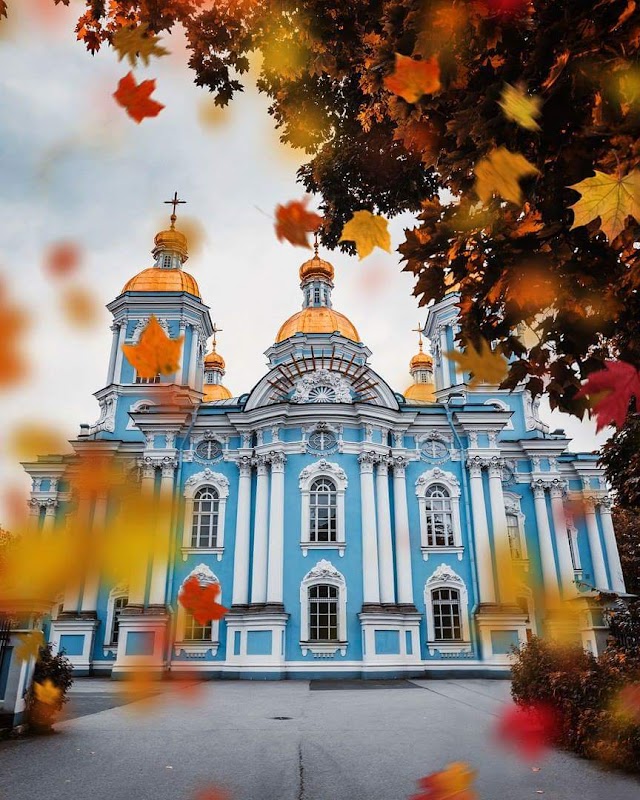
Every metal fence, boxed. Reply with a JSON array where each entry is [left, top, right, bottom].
[[0, 615, 11, 675]]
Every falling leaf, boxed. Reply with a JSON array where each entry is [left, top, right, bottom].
[[447, 338, 509, 386], [121, 315, 184, 379], [178, 575, 228, 626], [198, 98, 229, 130], [495, 703, 559, 759], [15, 631, 45, 662], [60, 285, 100, 328], [0, 277, 29, 388], [384, 53, 440, 103], [192, 789, 231, 800], [612, 683, 640, 723], [576, 359, 640, 430], [474, 147, 540, 206], [274, 199, 323, 248], [339, 210, 391, 259], [568, 169, 640, 242], [393, 119, 441, 166], [44, 241, 82, 278], [499, 83, 542, 130], [8, 423, 69, 461], [34, 679, 62, 707], [113, 72, 164, 124], [112, 24, 169, 68], [411, 762, 478, 800]]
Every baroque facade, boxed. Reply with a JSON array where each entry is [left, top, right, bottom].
[[24, 210, 626, 679]]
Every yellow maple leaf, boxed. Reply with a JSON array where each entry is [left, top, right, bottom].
[[446, 338, 509, 387], [474, 147, 540, 206], [568, 169, 640, 242], [34, 679, 62, 707], [384, 53, 440, 103], [339, 211, 391, 259], [121, 315, 184, 379], [498, 83, 542, 130], [15, 631, 45, 662], [415, 761, 478, 800], [112, 24, 169, 68]]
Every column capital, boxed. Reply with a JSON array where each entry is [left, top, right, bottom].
[[583, 494, 600, 512], [466, 455, 485, 478], [358, 451, 377, 472], [110, 320, 125, 332], [549, 478, 568, 499], [268, 450, 287, 472], [376, 457, 390, 476], [44, 498, 59, 511], [160, 456, 178, 478], [531, 478, 549, 499], [236, 455, 253, 477], [392, 456, 409, 476], [253, 454, 269, 475], [599, 495, 613, 512], [487, 456, 505, 478]]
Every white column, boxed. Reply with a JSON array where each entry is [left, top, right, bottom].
[[128, 460, 155, 607], [584, 496, 609, 590], [187, 325, 199, 387], [148, 458, 176, 607], [178, 320, 188, 384], [359, 453, 380, 605], [27, 499, 41, 533], [375, 458, 395, 604], [392, 458, 414, 606], [251, 456, 269, 604], [113, 321, 127, 383], [232, 456, 253, 605], [467, 458, 496, 603], [487, 457, 514, 603], [532, 481, 560, 604], [599, 498, 625, 593], [549, 482, 577, 597], [80, 493, 108, 612], [439, 326, 451, 388], [62, 495, 92, 614], [41, 499, 58, 536], [266, 452, 286, 605], [106, 322, 120, 384]]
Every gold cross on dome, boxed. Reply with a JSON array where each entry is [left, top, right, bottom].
[[211, 323, 223, 349], [164, 191, 186, 227], [412, 322, 424, 350]]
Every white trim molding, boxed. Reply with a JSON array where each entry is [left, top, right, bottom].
[[126, 398, 156, 430], [503, 491, 529, 570], [483, 398, 514, 429], [424, 564, 472, 656], [181, 469, 229, 561], [174, 564, 221, 657], [299, 460, 348, 556], [103, 583, 128, 657], [415, 467, 464, 560], [299, 559, 348, 657]]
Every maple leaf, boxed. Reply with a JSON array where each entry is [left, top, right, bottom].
[[0, 278, 29, 387], [384, 54, 440, 103], [8, 423, 69, 461], [495, 703, 559, 759], [121, 315, 183, 379], [179, 575, 228, 626], [34, 679, 62, 707], [60, 285, 100, 328], [446, 338, 509, 387], [568, 169, 640, 242], [113, 72, 164, 124], [274, 199, 323, 248], [576, 359, 640, 430], [393, 119, 441, 166], [498, 83, 542, 130], [15, 631, 45, 662], [339, 210, 391, 259], [612, 683, 640, 724], [411, 762, 478, 800], [112, 23, 169, 68], [44, 241, 82, 278], [474, 147, 540, 206]]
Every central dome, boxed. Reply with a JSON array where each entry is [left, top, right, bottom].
[[121, 268, 201, 297], [276, 307, 360, 343]]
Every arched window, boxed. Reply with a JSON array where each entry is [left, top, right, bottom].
[[308, 584, 339, 641], [431, 588, 461, 641], [424, 484, 454, 547], [191, 486, 220, 548], [103, 586, 129, 656], [111, 596, 128, 644], [309, 478, 337, 543], [174, 564, 221, 656]]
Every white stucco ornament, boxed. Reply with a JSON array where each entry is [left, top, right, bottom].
[[292, 369, 352, 404], [303, 559, 343, 581]]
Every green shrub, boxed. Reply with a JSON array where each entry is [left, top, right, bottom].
[[27, 643, 74, 732]]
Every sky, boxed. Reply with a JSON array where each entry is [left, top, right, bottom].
[[0, 0, 608, 521]]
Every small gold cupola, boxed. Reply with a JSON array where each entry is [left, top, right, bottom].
[[203, 323, 232, 402], [404, 323, 436, 403]]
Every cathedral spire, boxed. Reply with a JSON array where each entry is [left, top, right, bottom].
[[153, 192, 188, 267], [203, 323, 232, 402], [404, 323, 436, 403]]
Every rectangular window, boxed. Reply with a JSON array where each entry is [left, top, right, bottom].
[[568, 529, 581, 570], [135, 375, 161, 384], [313, 287, 321, 304], [506, 513, 523, 559], [432, 588, 462, 641], [184, 613, 212, 641], [309, 585, 338, 641], [111, 596, 128, 645]]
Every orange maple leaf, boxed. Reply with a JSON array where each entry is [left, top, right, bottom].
[[0, 277, 30, 387], [121, 315, 183, 379], [179, 575, 228, 626], [44, 241, 82, 278], [411, 762, 478, 800], [34, 679, 62, 707], [113, 71, 164, 123], [60, 285, 100, 328], [15, 631, 45, 663], [274, 199, 323, 248], [384, 54, 440, 103]]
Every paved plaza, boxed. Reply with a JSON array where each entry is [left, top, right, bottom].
[[1, 678, 638, 800]]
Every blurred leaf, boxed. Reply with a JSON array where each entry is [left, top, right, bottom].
[[339, 210, 391, 259], [569, 169, 640, 242], [112, 23, 169, 67], [113, 71, 164, 123], [384, 53, 440, 103], [121, 315, 183, 379], [474, 148, 539, 206]]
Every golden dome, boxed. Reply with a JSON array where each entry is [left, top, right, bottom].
[[154, 227, 188, 260], [276, 307, 360, 343], [299, 255, 334, 283], [204, 350, 225, 369], [203, 383, 232, 402], [410, 349, 433, 370], [404, 382, 436, 403], [121, 267, 201, 297]]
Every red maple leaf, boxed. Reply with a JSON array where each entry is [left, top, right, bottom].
[[577, 359, 640, 430], [44, 241, 82, 278], [274, 199, 323, 248], [495, 703, 559, 760], [113, 71, 164, 123], [178, 576, 228, 626]]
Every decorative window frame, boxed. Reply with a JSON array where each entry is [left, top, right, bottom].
[[415, 468, 463, 560], [181, 469, 229, 561], [126, 398, 157, 430], [192, 430, 226, 465], [416, 432, 452, 464], [504, 491, 529, 569], [174, 564, 220, 657], [299, 460, 348, 556], [302, 421, 343, 455], [515, 584, 537, 636], [483, 398, 514, 430], [103, 584, 128, 657], [566, 514, 582, 577], [299, 559, 348, 657], [127, 316, 170, 343], [424, 564, 471, 656]]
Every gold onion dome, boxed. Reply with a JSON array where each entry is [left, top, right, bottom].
[[204, 350, 225, 370], [404, 382, 436, 403], [121, 268, 201, 297], [299, 255, 335, 282], [410, 349, 433, 370], [154, 226, 188, 259], [276, 307, 360, 343], [203, 383, 232, 402], [404, 326, 436, 403]]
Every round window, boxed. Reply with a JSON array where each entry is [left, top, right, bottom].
[[195, 439, 222, 460], [308, 429, 338, 452], [420, 438, 448, 460]]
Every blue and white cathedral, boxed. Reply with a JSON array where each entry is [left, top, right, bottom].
[[23, 206, 627, 680]]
